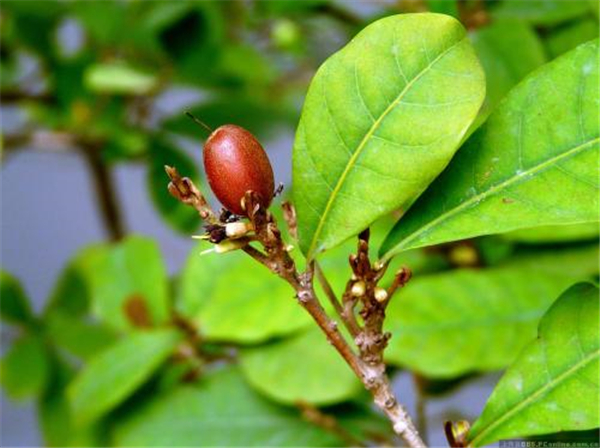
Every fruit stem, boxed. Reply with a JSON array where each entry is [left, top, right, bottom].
[[185, 112, 214, 134]]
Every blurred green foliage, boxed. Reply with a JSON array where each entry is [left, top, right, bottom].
[[1, 1, 599, 446]]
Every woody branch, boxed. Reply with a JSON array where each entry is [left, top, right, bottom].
[[165, 166, 425, 448]]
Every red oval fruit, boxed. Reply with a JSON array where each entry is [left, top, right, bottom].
[[203, 124, 275, 215]]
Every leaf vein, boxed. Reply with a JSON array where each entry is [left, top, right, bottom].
[[393, 137, 600, 254], [470, 349, 599, 446], [307, 37, 467, 256]]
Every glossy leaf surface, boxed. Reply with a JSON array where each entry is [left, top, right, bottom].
[[381, 40, 600, 259], [468, 283, 600, 446], [384, 246, 599, 377], [293, 13, 485, 258]]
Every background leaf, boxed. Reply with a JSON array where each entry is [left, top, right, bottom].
[[384, 246, 599, 377], [381, 39, 600, 259], [147, 139, 202, 234], [470, 19, 546, 122], [68, 329, 182, 425], [82, 236, 170, 331], [545, 18, 600, 59], [44, 245, 106, 317], [38, 355, 107, 447], [1, 333, 50, 399], [83, 62, 157, 95], [492, 0, 594, 26], [503, 222, 599, 244], [425, 0, 458, 18], [468, 282, 600, 446], [45, 310, 117, 361], [0, 271, 33, 326], [162, 96, 293, 140], [179, 246, 311, 343], [292, 13, 485, 258], [113, 366, 344, 447], [240, 327, 361, 405]]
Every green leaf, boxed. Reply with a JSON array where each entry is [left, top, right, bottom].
[[3, 2, 63, 57], [470, 19, 546, 121], [103, 129, 149, 162], [546, 18, 600, 59], [468, 282, 600, 446], [292, 13, 485, 259], [240, 327, 361, 405], [39, 354, 108, 447], [1, 333, 50, 399], [113, 366, 344, 447], [71, 1, 127, 46], [39, 356, 84, 446], [505, 246, 600, 277], [157, 4, 224, 84], [0, 271, 33, 326], [381, 39, 600, 259], [38, 356, 74, 446], [503, 222, 599, 244], [384, 246, 599, 377], [45, 311, 117, 361], [68, 329, 182, 425], [40, 380, 76, 447], [217, 43, 276, 86], [334, 401, 396, 445], [163, 96, 292, 140], [84, 62, 157, 95], [44, 245, 106, 317], [179, 246, 311, 343], [147, 139, 201, 234], [425, 0, 459, 17], [492, 0, 593, 26], [82, 236, 170, 331]]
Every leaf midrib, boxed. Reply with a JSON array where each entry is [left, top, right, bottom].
[[469, 348, 600, 446], [307, 36, 467, 257], [389, 136, 600, 256]]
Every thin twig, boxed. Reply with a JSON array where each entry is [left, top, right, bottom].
[[82, 145, 125, 241], [387, 266, 412, 302], [164, 165, 218, 224], [241, 245, 272, 270], [166, 174, 426, 448], [314, 262, 344, 318], [340, 280, 363, 337]]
